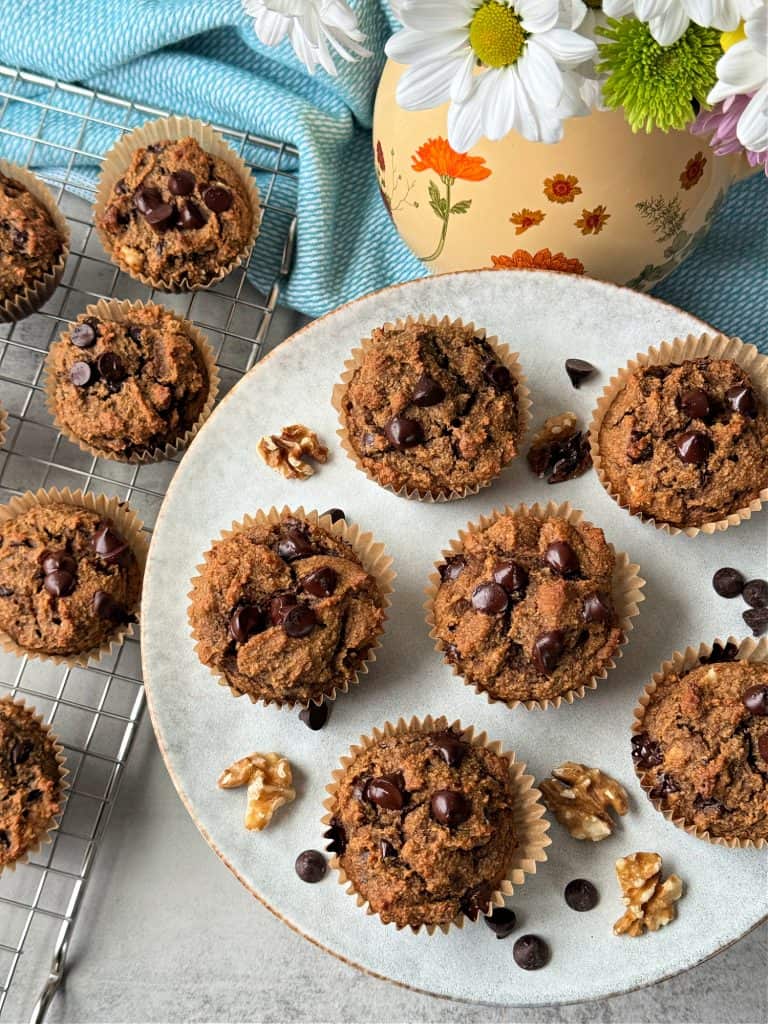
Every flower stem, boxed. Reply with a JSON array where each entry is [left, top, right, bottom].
[[422, 178, 452, 262]]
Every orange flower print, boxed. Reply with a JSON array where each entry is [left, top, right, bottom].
[[575, 204, 611, 236], [491, 248, 585, 275], [543, 173, 582, 204], [412, 137, 492, 182], [509, 208, 545, 235], [680, 152, 707, 190]]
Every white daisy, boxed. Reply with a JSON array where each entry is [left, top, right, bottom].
[[602, 0, 760, 47], [557, 0, 605, 116], [242, 0, 371, 76], [708, 4, 768, 152], [386, 0, 597, 151]]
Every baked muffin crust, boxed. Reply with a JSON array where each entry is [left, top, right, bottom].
[[0, 170, 64, 305]]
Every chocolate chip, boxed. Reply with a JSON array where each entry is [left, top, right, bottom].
[[299, 701, 329, 731], [380, 839, 397, 859], [10, 227, 28, 249], [202, 186, 233, 212], [483, 361, 512, 390], [92, 590, 125, 621], [168, 170, 196, 196], [461, 882, 494, 921], [385, 415, 424, 449], [70, 321, 97, 348], [294, 850, 327, 883], [229, 604, 263, 643], [743, 684, 768, 715], [693, 794, 723, 812], [179, 200, 206, 230], [649, 772, 679, 800], [743, 579, 768, 608], [324, 820, 346, 854], [701, 641, 739, 663], [0, 829, 8, 848], [0, 586, 13, 597], [532, 630, 564, 675], [39, 550, 76, 577], [431, 789, 471, 826], [366, 776, 404, 811], [133, 187, 162, 214], [268, 592, 298, 625], [680, 388, 711, 419], [471, 582, 508, 614], [565, 358, 596, 388], [70, 361, 94, 387], [10, 740, 32, 766], [631, 731, 663, 769], [626, 430, 653, 464], [144, 201, 177, 228], [43, 570, 75, 597], [431, 730, 466, 767], [583, 592, 612, 624], [564, 878, 598, 912], [492, 561, 528, 600], [93, 524, 128, 564], [96, 352, 126, 384], [758, 734, 768, 762], [484, 906, 517, 938], [676, 430, 712, 465], [712, 567, 744, 598], [544, 541, 579, 578], [127, 326, 142, 343], [26, 788, 41, 803], [528, 430, 592, 484], [439, 555, 465, 582], [300, 567, 337, 598], [411, 374, 445, 407], [726, 384, 758, 418], [744, 608, 768, 636], [277, 527, 314, 561], [513, 935, 549, 971], [322, 508, 345, 524], [283, 604, 317, 638]]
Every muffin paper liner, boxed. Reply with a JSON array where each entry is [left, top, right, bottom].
[[0, 401, 8, 452], [187, 506, 395, 709], [332, 314, 531, 502], [321, 714, 551, 935], [424, 500, 645, 711], [44, 298, 220, 464], [0, 488, 148, 667], [0, 160, 70, 324], [632, 636, 768, 850], [94, 115, 262, 292], [589, 332, 768, 538], [0, 696, 69, 876]]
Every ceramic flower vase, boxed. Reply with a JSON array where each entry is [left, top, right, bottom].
[[373, 58, 750, 289]]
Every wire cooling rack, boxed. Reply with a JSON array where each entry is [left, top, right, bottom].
[[0, 65, 299, 1022]]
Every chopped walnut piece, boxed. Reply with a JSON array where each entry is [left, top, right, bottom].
[[527, 412, 592, 484], [257, 423, 329, 480], [540, 761, 629, 841], [217, 752, 296, 831], [613, 851, 683, 937]]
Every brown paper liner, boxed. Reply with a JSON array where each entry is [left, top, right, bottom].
[[0, 160, 70, 323], [632, 636, 768, 850], [44, 298, 220, 464], [94, 115, 262, 292], [589, 332, 768, 537], [425, 500, 645, 711], [332, 314, 531, 502], [0, 401, 8, 452], [187, 506, 395, 709], [0, 696, 69, 875], [0, 488, 148, 667], [321, 714, 551, 934]]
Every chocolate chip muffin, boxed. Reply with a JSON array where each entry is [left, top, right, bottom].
[[0, 169, 65, 311], [0, 699, 64, 868], [0, 503, 142, 658], [596, 356, 768, 529], [633, 652, 768, 844], [431, 511, 625, 706], [98, 136, 255, 288], [336, 319, 524, 498], [189, 513, 387, 706], [47, 304, 212, 460], [324, 725, 519, 929]]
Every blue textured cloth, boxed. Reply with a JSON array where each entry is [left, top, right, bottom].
[[0, 0, 764, 350]]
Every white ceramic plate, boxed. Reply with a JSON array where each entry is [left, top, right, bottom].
[[142, 270, 768, 1006]]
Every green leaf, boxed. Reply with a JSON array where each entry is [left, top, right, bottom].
[[428, 180, 441, 206], [429, 199, 443, 219], [450, 199, 472, 215]]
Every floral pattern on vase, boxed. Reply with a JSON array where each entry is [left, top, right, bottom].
[[491, 249, 585, 274]]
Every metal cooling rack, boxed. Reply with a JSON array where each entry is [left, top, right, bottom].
[[0, 65, 299, 1022]]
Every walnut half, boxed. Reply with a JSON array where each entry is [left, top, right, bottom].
[[257, 423, 328, 480], [540, 761, 629, 841], [613, 851, 683, 937], [218, 752, 296, 831]]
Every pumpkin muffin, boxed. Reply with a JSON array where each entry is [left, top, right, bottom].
[[0, 169, 65, 310]]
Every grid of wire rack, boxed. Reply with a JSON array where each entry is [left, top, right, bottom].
[[0, 64, 299, 1023]]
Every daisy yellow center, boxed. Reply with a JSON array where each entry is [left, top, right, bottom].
[[721, 22, 746, 51], [469, 1, 526, 67]]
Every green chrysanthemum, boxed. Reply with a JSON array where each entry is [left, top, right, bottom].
[[597, 16, 722, 134]]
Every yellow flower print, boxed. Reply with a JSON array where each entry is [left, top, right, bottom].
[[543, 173, 582, 204], [575, 204, 611, 235], [509, 208, 545, 234]]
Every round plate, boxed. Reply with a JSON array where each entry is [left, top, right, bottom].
[[142, 270, 767, 1006]]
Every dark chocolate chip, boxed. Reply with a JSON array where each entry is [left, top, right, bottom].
[[300, 566, 337, 598], [385, 415, 424, 450], [294, 849, 327, 883], [127, 325, 142, 343], [179, 200, 205, 230], [758, 734, 768, 762], [229, 604, 263, 643], [283, 604, 317, 638], [631, 731, 663, 769], [10, 740, 32, 766], [96, 352, 126, 384], [70, 321, 97, 349], [431, 730, 466, 767], [133, 187, 162, 214], [366, 776, 404, 811], [492, 561, 528, 600], [701, 641, 739, 663], [439, 555, 465, 582], [10, 227, 28, 249], [742, 684, 768, 716], [461, 882, 495, 921], [471, 582, 508, 614], [168, 170, 196, 196], [322, 508, 345, 524], [431, 789, 471, 826], [583, 592, 612, 624], [565, 358, 596, 388], [543, 541, 579, 577], [513, 934, 549, 971], [0, 586, 13, 597], [483, 361, 512, 390], [532, 630, 565, 675], [411, 374, 445, 407], [726, 384, 758, 418], [0, 829, 8, 847], [39, 550, 76, 577], [92, 590, 125, 621], [743, 608, 768, 637], [70, 361, 94, 387], [712, 567, 745, 598], [680, 388, 711, 420], [528, 429, 592, 484], [268, 592, 298, 626], [299, 701, 329, 731], [26, 788, 41, 804], [144, 201, 177, 228], [564, 878, 598, 912], [43, 570, 75, 597], [324, 820, 346, 854], [202, 186, 233, 212], [743, 579, 768, 609], [649, 772, 679, 800], [484, 907, 517, 938], [693, 794, 723, 812], [277, 528, 314, 561], [380, 839, 397, 859], [626, 429, 653, 464], [676, 430, 712, 465], [93, 523, 128, 564]]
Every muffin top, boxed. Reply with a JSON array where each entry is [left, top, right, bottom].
[[99, 137, 253, 288], [189, 515, 385, 706], [0, 700, 64, 867], [48, 305, 209, 459], [339, 320, 520, 497], [633, 655, 768, 842], [326, 727, 518, 929], [597, 357, 768, 528], [0, 503, 142, 657], [0, 171, 64, 303], [432, 512, 623, 705]]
